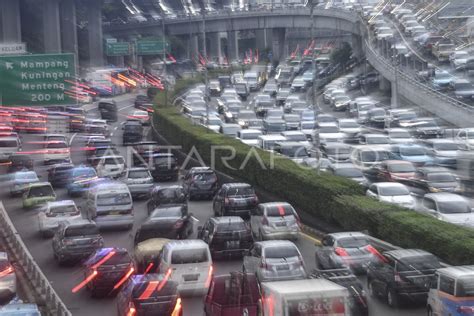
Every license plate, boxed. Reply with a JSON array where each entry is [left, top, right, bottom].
[[184, 274, 199, 281], [225, 241, 240, 249], [275, 222, 287, 227], [276, 264, 289, 271], [109, 211, 120, 215]]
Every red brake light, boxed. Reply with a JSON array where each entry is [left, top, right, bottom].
[[0, 266, 14, 278], [174, 220, 184, 229], [335, 247, 349, 256], [205, 265, 213, 287], [224, 197, 230, 205], [262, 216, 269, 226], [171, 298, 182, 316], [126, 306, 136, 316]]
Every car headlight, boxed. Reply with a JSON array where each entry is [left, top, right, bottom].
[[429, 187, 441, 193]]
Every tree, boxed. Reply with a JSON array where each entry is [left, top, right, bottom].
[[330, 42, 352, 69]]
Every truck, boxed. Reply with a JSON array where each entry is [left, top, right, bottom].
[[261, 279, 351, 316]]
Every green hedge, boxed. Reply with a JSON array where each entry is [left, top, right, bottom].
[[152, 82, 474, 265]]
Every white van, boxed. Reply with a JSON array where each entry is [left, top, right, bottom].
[[91, 155, 125, 178], [258, 135, 287, 151], [158, 239, 212, 296], [85, 181, 134, 229], [0, 137, 20, 161]]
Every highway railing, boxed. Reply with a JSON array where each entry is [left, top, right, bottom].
[[0, 202, 71, 316]]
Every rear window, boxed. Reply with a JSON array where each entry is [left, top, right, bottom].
[[456, 276, 474, 297], [132, 281, 177, 299], [100, 251, 131, 266], [264, 246, 299, 259], [0, 140, 18, 147], [192, 172, 216, 181], [227, 186, 254, 196], [170, 248, 209, 264], [216, 221, 247, 232], [337, 236, 368, 248], [103, 157, 124, 165], [265, 205, 295, 217], [15, 172, 37, 180], [128, 170, 150, 179], [46, 142, 67, 149], [96, 193, 131, 206], [388, 163, 415, 173], [397, 255, 440, 272], [49, 204, 77, 215], [65, 225, 99, 237], [426, 173, 456, 182], [159, 188, 185, 199], [28, 185, 54, 197]]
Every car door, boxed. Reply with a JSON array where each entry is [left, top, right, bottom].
[[243, 244, 261, 274]]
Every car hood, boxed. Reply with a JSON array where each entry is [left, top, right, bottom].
[[379, 195, 414, 205], [434, 150, 459, 157]]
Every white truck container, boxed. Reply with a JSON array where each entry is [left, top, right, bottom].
[[261, 279, 351, 316]]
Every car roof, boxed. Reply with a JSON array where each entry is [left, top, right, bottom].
[[424, 193, 467, 202], [372, 182, 407, 188], [329, 231, 367, 239], [165, 239, 208, 250], [437, 265, 474, 278], [423, 139, 457, 144], [46, 200, 75, 207], [281, 131, 305, 136], [28, 182, 52, 188], [384, 160, 413, 165], [256, 240, 297, 248], [275, 141, 306, 147], [222, 182, 252, 188], [127, 167, 149, 172], [259, 202, 293, 208], [384, 249, 434, 260], [211, 216, 245, 224], [62, 219, 96, 228]]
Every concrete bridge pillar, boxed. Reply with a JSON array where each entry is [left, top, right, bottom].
[[391, 80, 399, 108], [0, 0, 21, 42], [188, 34, 199, 60], [272, 28, 286, 62], [85, 0, 104, 67], [351, 35, 363, 59], [256, 29, 269, 53], [209, 32, 222, 63], [60, 0, 78, 57], [379, 76, 391, 92], [227, 30, 239, 60], [42, 0, 61, 53]]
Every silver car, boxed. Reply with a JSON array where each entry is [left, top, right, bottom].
[[119, 167, 154, 198], [250, 202, 300, 241], [243, 240, 307, 282], [0, 252, 16, 302]]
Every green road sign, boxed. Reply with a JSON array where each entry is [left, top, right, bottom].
[[0, 53, 76, 106], [105, 42, 131, 56], [136, 40, 166, 55]]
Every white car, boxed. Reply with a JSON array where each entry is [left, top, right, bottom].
[[38, 200, 82, 237], [314, 123, 346, 145], [131, 110, 149, 125], [237, 129, 262, 146], [43, 141, 70, 164], [92, 155, 126, 178], [281, 131, 312, 149], [366, 182, 416, 209], [419, 193, 474, 228], [385, 128, 414, 144], [455, 128, 474, 150]]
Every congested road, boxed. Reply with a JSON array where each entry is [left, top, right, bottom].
[[0, 92, 427, 315]]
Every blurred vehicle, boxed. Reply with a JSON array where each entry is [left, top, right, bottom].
[[452, 79, 474, 100], [385, 128, 414, 144], [22, 182, 56, 209], [450, 50, 470, 70], [365, 108, 386, 129], [47, 163, 74, 188], [331, 95, 351, 112], [431, 70, 454, 91], [313, 123, 346, 145], [260, 279, 351, 316], [134, 205, 193, 244], [258, 134, 287, 151], [200, 115, 222, 132], [250, 202, 300, 241], [283, 114, 300, 131], [122, 120, 143, 145], [209, 80, 221, 96], [98, 100, 117, 122], [390, 144, 434, 166], [0, 137, 20, 162], [6, 170, 39, 197], [219, 123, 241, 138], [90, 155, 125, 178], [300, 120, 316, 140], [7, 153, 34, 173], [290, 76, 306, 92], [281, 131, 311, 148], [147, 185, 187, 215], [276, 88, 290, 106], [350, 146, 396, 170], [328, 163, 367, 185], [134, 94, 151, 109], [253, 94, 274, 118], [320, 143, 351, 162], [119, 167, 153, 199], [234, 83, 249, 101], [337, 119, 361, 143], [243, 240, 307, 282], [157, 240, 213, 296], [316, 232, 381, 274], [182, 167, 218, 200], [198, 216, 253, 259], [237, 129, 262, 146], [366, 182, 416, 209], [0, 253, 16, 304], [455, 128, 474, 151], [273, 141, 310, 162], [85, 181, 134, 230], [386, 109, 418, 128], [213, 183, 258, 219], [37, 200, 82, 237], [418, 193, 474, 228], [316, 113, 337, 124], [301, 157, 332, 171], [116, 273, 181, 316], [204, 272, 260, 316], [403, 167, 460, 196], [402, 118, 443, 139], [263, 118, 286, 135], [82, 247, 134, 297], [300, 109, 316, 121], [363, 160, 416, 182], [134, 238, 169, 274], [149, 153, 179, 181], [66, 166, 98, 196], [422, 139, 459, 168], [130, 110, 149, 126], [263, 81, 278, 97], [52, 220, 103, 265], [367, 249, 441, 307], [427, 266, 474, 316]]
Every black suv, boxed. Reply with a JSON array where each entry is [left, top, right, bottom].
[[198, 216, 253, 260], [134, 94, 150, 109], [183, 167, 219, 200], [212, 183, 258, 219], [52, 220, 104, 265], [150, 153, 179, 181], [367, 249, 441, 307], [82, 247, 134, 297], [98, 100, 117, 122], [122, 120, 143, 145], [47, 163, 75, 188], [147, 185, 187, 215]]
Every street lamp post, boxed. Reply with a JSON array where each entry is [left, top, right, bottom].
[[162, 16, 168, 107], [201, 9, 209, 123]]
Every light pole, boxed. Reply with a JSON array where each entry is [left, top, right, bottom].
[[162, 16, 168, 107], [201, 8, 209, 123]]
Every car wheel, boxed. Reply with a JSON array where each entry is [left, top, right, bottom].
[[386, 287, 400, 308]]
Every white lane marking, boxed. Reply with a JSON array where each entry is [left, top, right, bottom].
[[191, 216, 200, 222], [69, 133, 77, 146]]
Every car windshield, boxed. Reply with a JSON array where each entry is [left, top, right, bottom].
[[335, 168, 363, 178], [170, 248, 208, 264], [456, 276, 474, 297], [238, 112, 255, 119], [103, 157, 124, 165], [433, 143, 458, 151], [216, 221, 247, 232], [92, 251, 130, 266], [400, 147, 426, 156], [265, 122, 286, 132], [28, 185, 54, 197], [390, 131, 411, 138], [264, 246, 299, 259], [15, 172, 37, 180], [319, 126, 339, 133], [397, 255, 440, 272], [379, 185, 409, 196], [339, 121, 359, 128], [361, 151, 392, 162], [64, 225, 99, 237], [397, 112, 417, 120], [96, 193, 131, 206], [241, 133, 261, 140], [426, 173, 456, 182], [337, 236, 368, 248], [280, 146, 309, 157], [388, 163, 415, 173], [266, 205, 295, 217], [301, 122, 315, 129], [286, 134, 306, 142], [154, 157, 175, 166], [437, 201, 471, 214], [151, 208, 182, 218], [0, 140, 17, 147], [49, 204, 77, 214], [326, 147, 350, 155], [264, 85, 276, 91], [367, 136, 389, 144], [73, 168, 96, 178], [128, 170, 150, 179], [227, 187, 254, 196]]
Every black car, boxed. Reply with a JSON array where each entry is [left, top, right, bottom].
[[147, 185, 187, 215], [122, 120, 143, 145], [235, 83, 249, 101], [52, 220, 104, 265], [212, 183, 258, 219], [47, 163, 75, 187], [311, 268, 368, 316], [198, 216, 253, 260], [82, 247, 134, 297], [116, 274, 181, 316], [182, 167, 219, 200], [134, 206, 193, 244], [367, 249, 441, 307], [8, 153, 34, 173], [134, 94, 150, 109], [401, 167, 460, 196], [98, 100, 117, 122], [149, 153, 179, 181]]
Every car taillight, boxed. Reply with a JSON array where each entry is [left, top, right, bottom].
[[457, 306, 474, 314], [335, 247, 349, 256], [126, 305, 136, 316], [171, 298, 182, 316], [0, 266, 14, 278]]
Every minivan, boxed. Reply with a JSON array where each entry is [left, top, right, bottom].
[[0, 137, 20, 161], [85, 181, 134, 229], [90, 155, 125, 178], [158, 240, 213, 296]]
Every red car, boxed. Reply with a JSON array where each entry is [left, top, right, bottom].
[[363, 160, 416, 182]]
